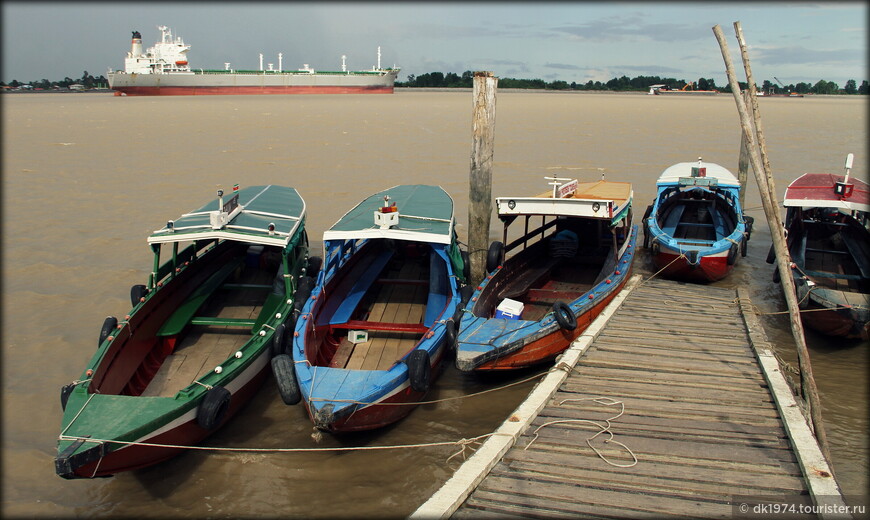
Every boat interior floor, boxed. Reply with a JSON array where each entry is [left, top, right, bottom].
[[500, 256, 600, 322], [804, 230, 868, 292], [329, 257, 428, 372], [141, 263, 274, 398]]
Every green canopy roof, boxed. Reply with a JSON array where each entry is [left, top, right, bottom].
[[148, 185, 306, 247], [323, 185, 455, 245]]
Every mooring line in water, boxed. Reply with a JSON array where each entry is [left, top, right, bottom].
[[56, 432, 515, 456]]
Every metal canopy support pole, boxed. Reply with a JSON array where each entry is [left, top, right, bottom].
[[468, 71, 498, 286], [712, 23, 833, 471]]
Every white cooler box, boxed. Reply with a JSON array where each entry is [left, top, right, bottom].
[[495, 298, 524, 320]]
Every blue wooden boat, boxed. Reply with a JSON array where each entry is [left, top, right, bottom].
[[455, 177, 636, 372], [643, 158, 753, 282], [276, 185, 465, 432]]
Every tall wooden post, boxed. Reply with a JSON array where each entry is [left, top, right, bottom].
[[736, 90, 752, 209], [468, 71, 498, 286], [713, 24, 832, 469]]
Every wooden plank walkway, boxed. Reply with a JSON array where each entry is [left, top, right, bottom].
[[413, 276, 849, 519]]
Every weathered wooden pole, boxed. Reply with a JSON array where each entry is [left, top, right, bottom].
[[736, 90, 752, 209], [712, 24, 833, 468], [468, 71, 498, 286]]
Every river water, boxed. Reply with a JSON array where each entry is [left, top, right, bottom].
[[2, 91, 866, 518]]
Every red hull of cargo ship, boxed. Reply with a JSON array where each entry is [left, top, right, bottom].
[[114, 85, 395, 96]]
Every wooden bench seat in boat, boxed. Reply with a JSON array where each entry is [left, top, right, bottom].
[[842, 232, 870, 279], [157, 257, 244, 337], [329, 249, 394, 325], [499, 257, 561, 301], [332, 260, 427, 371]]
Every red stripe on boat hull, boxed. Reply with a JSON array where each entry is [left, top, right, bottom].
[[652, 251, 733, 283], [65, 364, 269, 478], [113, 85, 395, 96]]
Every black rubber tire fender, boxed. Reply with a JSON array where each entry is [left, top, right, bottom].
[[445, 318, 458, 351], [766, 244, 776, 264], [197, 386, 231, 430], [271, 323, 286, 357], [461, 250, 471, 283], [293, 276, 316, 314], [486, 241, 505, 273], [130, 284, 147, 307], [727, 243, 739, 266], [553, 301, 577, 331], [406, 350, 431, 393], [741, 235, 748, 258], [60, 383, 75, 411], [306, 256, 322, 277], [271, 354, 301, 405], [98, 316, 118, 347], [642, 204, 654, 249]]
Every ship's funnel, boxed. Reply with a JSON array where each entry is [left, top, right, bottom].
[[131, 30, 143, 57]]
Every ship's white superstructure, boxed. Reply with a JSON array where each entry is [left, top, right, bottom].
[[123, 26, 192, 75]]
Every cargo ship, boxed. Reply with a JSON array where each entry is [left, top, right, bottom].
[[107, 26, 400, 96]]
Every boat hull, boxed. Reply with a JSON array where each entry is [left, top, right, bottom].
[[57, 358, 270, 478], [456, 226, 637, 372], [650, 245, 733, 283], [108, 70, 398, 96]]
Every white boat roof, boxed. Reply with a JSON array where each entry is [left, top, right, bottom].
[[148, 185, 306, 247], [496, 180, 633, 224], [322, 185, 455, 245], [656, 160, 741, 188]]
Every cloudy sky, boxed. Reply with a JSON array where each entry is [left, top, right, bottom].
[[2, 2, 866, 86]]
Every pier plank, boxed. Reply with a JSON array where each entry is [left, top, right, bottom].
[[414, 278, 842, 519]]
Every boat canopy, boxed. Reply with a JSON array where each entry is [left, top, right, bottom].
[[784, 173, 869, 212], [656, 160, 740, 188], [322, 185, 455, 245], [496, 180, 633, 226], [148, 185, 306, 247]]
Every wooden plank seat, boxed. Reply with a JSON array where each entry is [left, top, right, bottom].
[[499, 258, 561, 301], [189, 317, 257, 328], [841, 232, 870, 279], [328, 249, 394, 325], [330, 320, 429, 334], [157, 257, 245, 337]]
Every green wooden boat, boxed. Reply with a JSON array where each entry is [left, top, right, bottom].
[[56, 185, 310, 478]]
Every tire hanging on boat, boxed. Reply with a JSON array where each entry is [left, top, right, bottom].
[[766, 244, 776, 264], [60, 383, 75, 411], [130, 284, 147, 306], [741, 235, 748, 258], [98, 316, 118, 347], [271, 354, 301, 405], [486, 241, 504, 273], [642, 204, 654, 249], [197, 386, 231, 430], [293, 276, 316, 315], [306, 256, 323, 277], [271, 323, 286, 357], [406, 350, 431, 393], [553, 301, 577, 331], [461, 250, 471, 283], [727, 243, 739, 265], [445, 318, 458, 351]]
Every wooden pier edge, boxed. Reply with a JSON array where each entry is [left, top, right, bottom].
[[409, 274, 643, 519], [736, 287, 850, 519]]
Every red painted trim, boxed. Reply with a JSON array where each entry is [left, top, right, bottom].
[[330, 320, 428, 333], [113, 85, 395, 96], [652, 251, 732, 282]]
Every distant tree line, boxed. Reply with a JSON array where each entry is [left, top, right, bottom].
[[397, 71, 870, 95], [1, 71, 109, 90]]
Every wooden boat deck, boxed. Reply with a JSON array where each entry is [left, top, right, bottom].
[[413, 277, 846, 519], [142, 265, 271, 397], [331, 260, 428, 371]]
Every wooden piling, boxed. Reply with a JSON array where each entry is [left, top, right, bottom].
[[468, 71, 498, 285], [736, 90, 752, 209], [712, 23, 833, 469]]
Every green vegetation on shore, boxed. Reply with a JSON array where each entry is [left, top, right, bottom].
[[1, 71, 108, 91], [398, 71, 869, 95]]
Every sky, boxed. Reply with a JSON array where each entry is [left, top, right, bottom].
[[2, 2, 866, 87]]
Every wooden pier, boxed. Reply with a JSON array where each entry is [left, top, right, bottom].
[[412, 276, 849, 519]]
